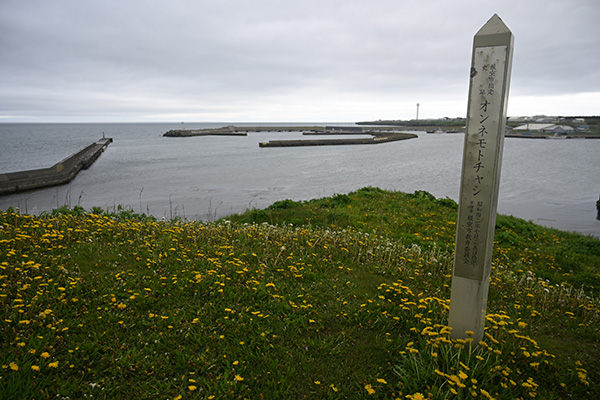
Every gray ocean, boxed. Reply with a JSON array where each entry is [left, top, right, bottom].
[[1, 122, 599, 238]]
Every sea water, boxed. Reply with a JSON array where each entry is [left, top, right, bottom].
[[0, 122, 598, 238]]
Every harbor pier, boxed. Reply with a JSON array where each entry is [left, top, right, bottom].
[[0, 138, 112, 195]]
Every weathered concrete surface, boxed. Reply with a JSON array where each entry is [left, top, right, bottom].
[[163, 126, 327, 136], [0, 138, 112, 195], [164, 128, 248, 137], [161, 124, 417, 146], [259, 132, 417, 147], [163, 125, 414, 137], [449, 13, 514, 345]]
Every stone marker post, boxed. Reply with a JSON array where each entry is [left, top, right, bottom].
[[448, 14, 514, 345]]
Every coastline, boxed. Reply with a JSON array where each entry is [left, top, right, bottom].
[[505, 133, 600, 139], [0, 122, 598, 238]]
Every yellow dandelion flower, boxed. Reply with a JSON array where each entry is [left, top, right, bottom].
[[235, 375, 244, 381], [435, 369, 447, 378], [409, 393, 426, 400], [377, 378, 387, 384], [9, 362, 18, 371], [31, 365, 40, 371], [364, 384, 376, 395], [41, 352, 50, 359], [577, 371, 589, 385], [48, 361, 59, 368], [188, 385, 197, 391]]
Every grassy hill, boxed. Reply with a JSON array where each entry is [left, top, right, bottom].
[[1, 188, 598, 399]]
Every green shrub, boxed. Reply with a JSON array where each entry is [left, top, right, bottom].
[[267, 199, 301, 210]]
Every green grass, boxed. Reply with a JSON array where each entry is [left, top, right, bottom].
[[1, 188, 598, 399]]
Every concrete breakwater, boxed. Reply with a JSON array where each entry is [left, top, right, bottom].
[[164, 129, 247, 137], [162, 125, 415, 137], [0, 138, 112, 195], [259, 132, 417, 147], [163, 125, 326, 137], [161, 125, 417, 147], [163, 125, 416, 137]]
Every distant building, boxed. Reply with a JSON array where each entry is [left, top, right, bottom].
[[535, 117, 558, 123], [573, 118, 586, 124], [513, 123, 574, 134], [576, 125, 590, 132], [508, 116, 530, 122], [513, 123, 555, 131], [541, 125, 574, 134]]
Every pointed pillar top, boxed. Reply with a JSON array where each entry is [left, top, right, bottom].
[[474, 14, 513, 47]]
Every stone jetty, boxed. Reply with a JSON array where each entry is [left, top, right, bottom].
[[163, 126, 248, 137], [161, 125, 418, 147], [0, 138, 112, 195], [259, 131, 417, 147], [163, 125, 325, 136]]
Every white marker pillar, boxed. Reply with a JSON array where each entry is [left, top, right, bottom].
[[448, 14, 514, 345]]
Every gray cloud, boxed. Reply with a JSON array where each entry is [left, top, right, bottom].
[[1, 0, 599, 121]]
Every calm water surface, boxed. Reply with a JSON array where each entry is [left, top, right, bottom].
[[1, 123, 598, 238]]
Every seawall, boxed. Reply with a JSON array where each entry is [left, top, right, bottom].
[[259, 132, 417, 147], [0, 138, 112, 195]]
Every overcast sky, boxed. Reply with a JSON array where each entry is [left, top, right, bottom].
[[1, 0, 598, 122]]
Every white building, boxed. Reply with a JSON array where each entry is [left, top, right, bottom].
[[513, 123, 574, 134], [513, 123, 555, 131]]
